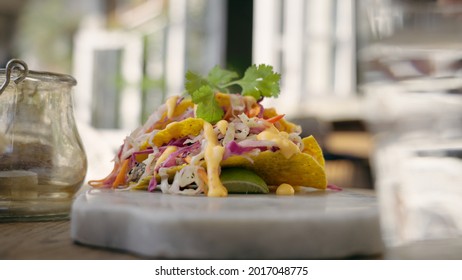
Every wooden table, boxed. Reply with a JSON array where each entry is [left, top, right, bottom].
[[0, 219, 138, 259], [2, 218, 462, 260]]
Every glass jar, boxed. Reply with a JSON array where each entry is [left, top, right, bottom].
[[0, 59, 87, 221]]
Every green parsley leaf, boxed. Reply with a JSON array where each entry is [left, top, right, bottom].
[[190, 85, 224, 124], [185, 70, 208, 95], [235, 64, 281, 99], [184, 64, 280, 123], [207, 65, 238, 91]]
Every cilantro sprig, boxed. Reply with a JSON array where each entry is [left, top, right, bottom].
[[190, 85, 224, 124], [185, 64, 281, 123]]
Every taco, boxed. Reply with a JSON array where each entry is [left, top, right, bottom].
[[89, 65, 327, 197]]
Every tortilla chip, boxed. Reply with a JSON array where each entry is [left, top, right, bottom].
[[302, 135, 325, 168], [173, 99, 194, 118], [148, 99, 195, 132], [152, 118, 204, 147], [215, 92, 232, 108], [221, 150, 327, 189]]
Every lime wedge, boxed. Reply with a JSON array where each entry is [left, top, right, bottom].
[[220, 168, 269, 194]]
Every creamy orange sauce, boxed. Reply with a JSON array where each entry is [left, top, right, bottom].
[[276, 183, 295, 195], [215, 120, 228, 136], [154, 146, 177, 170], [166, 96, 179, 119], [203, 122, 228, 197], [257, 126, 299, 158]]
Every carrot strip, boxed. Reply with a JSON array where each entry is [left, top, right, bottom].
[[197, 168, 209, 195], [112, 159, 130, 188], [197, 168, 208, 184], [223, 106, 233, 121], [88, 161, 121, 188], [266, 114, 285, 124]]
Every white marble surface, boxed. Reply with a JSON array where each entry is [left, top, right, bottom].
[[70, 188, 383, 259]]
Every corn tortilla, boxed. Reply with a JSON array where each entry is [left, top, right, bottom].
[[221, 150, 327, 189]]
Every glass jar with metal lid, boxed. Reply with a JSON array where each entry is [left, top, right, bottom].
[[0, 59, 87, 221]]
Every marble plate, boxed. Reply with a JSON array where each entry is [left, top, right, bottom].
[[70, 188, 383, 259]]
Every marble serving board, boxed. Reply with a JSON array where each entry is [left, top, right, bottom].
[[70, 188, 383, 259]]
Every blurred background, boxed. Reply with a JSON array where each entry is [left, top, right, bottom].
[[0, 0, 372, 188]]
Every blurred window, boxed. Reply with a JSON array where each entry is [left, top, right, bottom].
[[253, 0, 357, 116], [72, 0, 227, 129]]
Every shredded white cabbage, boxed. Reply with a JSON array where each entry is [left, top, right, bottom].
[[234, 123, 250, 140], [141, 103, 167, 132], [222, 122, 235, 146], [140, 152, 157, 180], [229, 93, 245, 111], [238, 139, 276, 148], [288, 132, 303, 150], [158, 168, 170, 193], [183, 133, 203, 145], [157, 165, 203, 195]]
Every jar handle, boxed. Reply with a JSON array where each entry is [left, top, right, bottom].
[[0, 59, 29, 96]]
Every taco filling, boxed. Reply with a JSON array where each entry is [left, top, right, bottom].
[[88, 65, 327, 197]]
